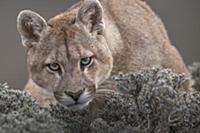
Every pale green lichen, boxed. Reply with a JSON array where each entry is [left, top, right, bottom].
[[0, 64, 200, 133]]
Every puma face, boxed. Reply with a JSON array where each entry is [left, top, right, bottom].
[[17, 0, 113, 110]]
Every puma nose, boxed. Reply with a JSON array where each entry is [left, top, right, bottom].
[[65, 89, 83, 102]]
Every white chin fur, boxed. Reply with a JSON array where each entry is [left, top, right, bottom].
[[67, 99, 92, 110]]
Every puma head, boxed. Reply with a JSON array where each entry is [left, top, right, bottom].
[[17, 0, 113, 110]]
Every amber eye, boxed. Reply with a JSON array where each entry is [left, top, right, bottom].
[[47, 63, 61, 72], [80, 57, 92, 67]]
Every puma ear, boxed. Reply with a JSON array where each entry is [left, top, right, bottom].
[[76, 0, 105, 35], [17, 10, 47, 47]]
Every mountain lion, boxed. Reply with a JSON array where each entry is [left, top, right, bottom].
[[17, 0, 192, 109]]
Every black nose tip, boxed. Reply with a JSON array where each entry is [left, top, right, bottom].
[[65, 90, 83, 102]]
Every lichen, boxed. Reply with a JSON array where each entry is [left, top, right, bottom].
[[189, 62, 200, 91], [0, 64, 200, 133]]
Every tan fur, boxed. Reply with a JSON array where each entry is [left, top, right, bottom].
[[18, 0, 192, 108], [25, 79, 57, 107]]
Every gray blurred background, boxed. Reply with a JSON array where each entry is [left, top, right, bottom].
[[0, 0, 199, 89]]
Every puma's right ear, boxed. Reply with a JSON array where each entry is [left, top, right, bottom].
[[17, 10, 47, 47]]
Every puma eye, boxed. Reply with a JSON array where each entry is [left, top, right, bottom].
[[47, 63, 61, 72], [80, 57, 93, 66]]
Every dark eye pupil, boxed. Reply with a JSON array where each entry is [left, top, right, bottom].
[[81, 57, 91, 66], [48, 63, 60, 71]]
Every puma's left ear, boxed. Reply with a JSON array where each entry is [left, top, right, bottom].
[[76, 0, 105, 35]]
